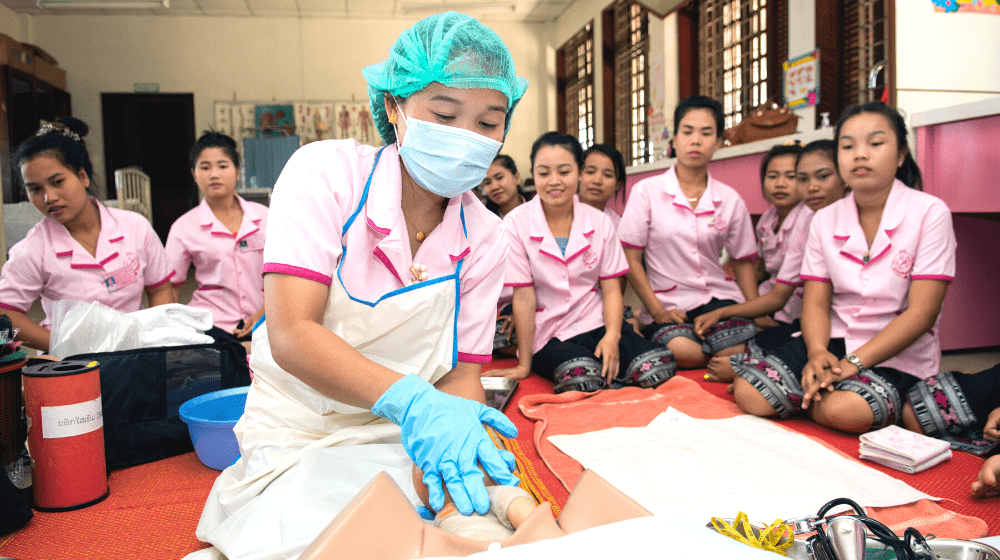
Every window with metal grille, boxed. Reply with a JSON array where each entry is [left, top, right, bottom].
[[557, 22, 595, 149], [698, 0, 788, 131], [841, 0, 890, 107], [607, 0, 650, 166], [814, 0, 893, 128]]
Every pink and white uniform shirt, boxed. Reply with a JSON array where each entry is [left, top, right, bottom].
[[801, 180, 956, 379], [756, 202, 814, 323], [165, 195, 268, 332], [617, 166, 758, 312], [0, 203, 173, 328], [603, 205, 621, 231], [262, 140, 506, 364], [503, 196, 628, 354]]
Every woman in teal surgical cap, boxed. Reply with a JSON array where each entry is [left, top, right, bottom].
[[185, 13, 528, 559]]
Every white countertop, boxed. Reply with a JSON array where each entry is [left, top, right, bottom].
[[911, 96, 1000, 128], [626, 127, 835, 175]]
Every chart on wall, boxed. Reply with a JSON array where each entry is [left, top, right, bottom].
[[294, 103, 336, 145], [215, 99, 378, 147], [335, 102, 376, 144]]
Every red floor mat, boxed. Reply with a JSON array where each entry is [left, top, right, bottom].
[[1, 362, 993, 560]]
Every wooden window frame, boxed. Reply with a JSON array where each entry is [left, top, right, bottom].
[[605, 0, 651, 166], [678, 0, 893, 131], [557, 22, 596, 149]]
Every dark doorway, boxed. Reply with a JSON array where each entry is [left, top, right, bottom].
[[102, 93, 197, 242]]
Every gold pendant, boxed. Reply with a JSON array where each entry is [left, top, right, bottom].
[[863, 251, 870, 264], [415, 231, 425, 243]]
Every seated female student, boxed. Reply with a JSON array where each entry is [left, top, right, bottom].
[[578, 143, 627, 229], [0, 118, 175, 353], [483, 154, 525, 219], [487, 131, 675, 393], [906, 362, 1000, 478], [731, 102, 956, 434], [483, 154, 524, 352], [617, 96, 760, 369], [186, 14, 527, 560], [165, 132, 267, 339], [696, 140, 847, 382]]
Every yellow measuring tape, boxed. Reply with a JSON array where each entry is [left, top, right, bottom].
[[711, 512, 794, 556]]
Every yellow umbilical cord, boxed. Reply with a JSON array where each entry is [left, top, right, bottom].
[[711, 512, 794, 556]]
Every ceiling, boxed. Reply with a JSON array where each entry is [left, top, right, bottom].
[[0, 0, 576, 22]]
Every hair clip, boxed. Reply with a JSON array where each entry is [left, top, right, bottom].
[[36, 121, 82, 143]]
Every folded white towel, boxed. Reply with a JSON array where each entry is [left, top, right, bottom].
[[859, 425, 952, 474]]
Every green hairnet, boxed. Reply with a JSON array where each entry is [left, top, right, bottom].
[[362, 11, 529, 146]]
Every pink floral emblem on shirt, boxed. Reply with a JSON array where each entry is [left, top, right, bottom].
[[122, 252, 140, 273], [582, 247, 598, 268], [712, 216, 727, 232], [891, 249, 914, 279]]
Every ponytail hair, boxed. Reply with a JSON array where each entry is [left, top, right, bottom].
[[797, 139, 836, 168], [835, 102, 922, 190], [13, 117, 95, 190], [760, 143, 803, 187], [190, 130, 240, 169], [530, 131, 584, 170]]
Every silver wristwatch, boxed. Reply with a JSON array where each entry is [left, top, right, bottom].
[[844, 353, 864, 371]]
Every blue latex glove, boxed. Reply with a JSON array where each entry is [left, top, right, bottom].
[[372, 374, 519, 515]]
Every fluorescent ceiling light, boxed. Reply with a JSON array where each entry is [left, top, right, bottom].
[[401, 1, 515, 13], [37, 0, 169, 8]]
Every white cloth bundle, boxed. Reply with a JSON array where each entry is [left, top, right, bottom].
[[859, 425, 952, 474], [49, 300, 214, 358], [128, 305, 214, 347], [129, 303, 214, 332]]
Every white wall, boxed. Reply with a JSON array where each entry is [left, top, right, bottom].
[[1, 4, 29, 42], [25, 14, 550, 193], [894, 3, 1000, 120]]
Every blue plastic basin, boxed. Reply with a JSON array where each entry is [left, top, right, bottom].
[[179, 386, 249, 470]]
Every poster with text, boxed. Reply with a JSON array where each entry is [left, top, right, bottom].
[[783, 50, 820, 109]]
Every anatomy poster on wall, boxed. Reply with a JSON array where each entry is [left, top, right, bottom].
[[335, 102, 376, 144], [783, 49, 820, 109], [294, 103, 335, 145], [932, 0, 999, 14]]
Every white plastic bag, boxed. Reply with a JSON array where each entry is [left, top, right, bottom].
[[48, 301, 215, 359], [48, 300, 141, 359]]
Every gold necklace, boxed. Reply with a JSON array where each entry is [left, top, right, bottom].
[[72, 233, 97, 251], [401, 208, 428, 243]]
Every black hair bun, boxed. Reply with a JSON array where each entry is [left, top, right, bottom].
[[58, 117, 90, 139]]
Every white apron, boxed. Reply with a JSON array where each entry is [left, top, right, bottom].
[[186, 148, 468, 560]]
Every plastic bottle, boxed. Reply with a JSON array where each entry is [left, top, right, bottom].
[[820, 112, 831, 130]]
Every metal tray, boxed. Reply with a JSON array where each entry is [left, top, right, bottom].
[[481, 377, 518, 411]]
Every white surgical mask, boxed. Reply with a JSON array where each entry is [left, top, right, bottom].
[[394, 106, 502, 199]]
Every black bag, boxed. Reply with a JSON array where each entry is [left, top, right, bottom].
[[67, 328, 251, 469], [0, 467, 32, 536]]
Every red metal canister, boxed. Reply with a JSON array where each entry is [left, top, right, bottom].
[[22, 360, 108, 511]]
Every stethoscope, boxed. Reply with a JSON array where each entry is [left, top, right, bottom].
[[790, 498, 936, 560]]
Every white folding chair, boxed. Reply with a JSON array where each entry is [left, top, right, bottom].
[[113, 167, 153, 224]]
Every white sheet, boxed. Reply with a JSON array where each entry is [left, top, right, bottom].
[[548, 409, 937, 523]]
